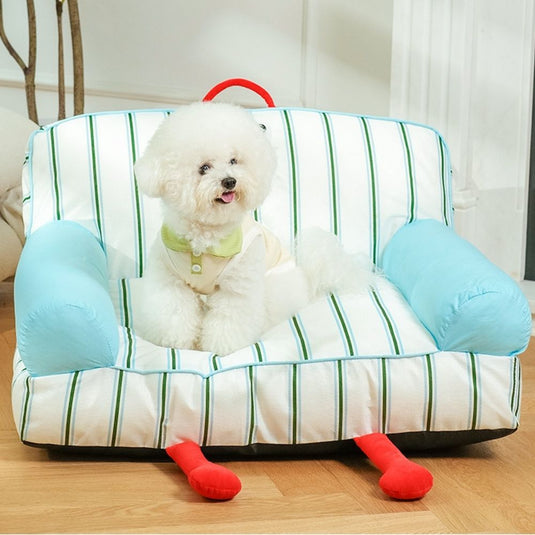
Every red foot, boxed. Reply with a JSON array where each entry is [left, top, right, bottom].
[[166, 441, 242, 501], [187, 463, 242, 501], [379, 459, 433, 500], [354, 433, 433, 500]]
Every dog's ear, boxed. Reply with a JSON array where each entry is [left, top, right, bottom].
[[134, 154, 164, 197]]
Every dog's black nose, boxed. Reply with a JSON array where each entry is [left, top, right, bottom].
[[221, 177, 237, 190]]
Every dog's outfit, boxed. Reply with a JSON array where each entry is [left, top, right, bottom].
[[161, 215, 294, 295]]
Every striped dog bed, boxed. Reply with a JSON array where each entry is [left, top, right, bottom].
[[12, 107, 530, 454]]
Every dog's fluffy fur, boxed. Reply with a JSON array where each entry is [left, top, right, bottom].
[[131, 101, 374, 355]]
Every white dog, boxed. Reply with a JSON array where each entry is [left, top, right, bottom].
[[132, 102, 373, 355]]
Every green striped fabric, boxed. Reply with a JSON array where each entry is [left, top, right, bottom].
[[12, 347, 521, 448], [12, 107, 521, 451], [22, 108, 453, 276]]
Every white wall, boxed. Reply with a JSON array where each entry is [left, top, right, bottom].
[[0, 0, 393, 123], [390, 0, 535, 281]]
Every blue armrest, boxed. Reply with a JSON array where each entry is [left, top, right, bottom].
[[381, 219, 531, 356], [15, 220, 118, 376]]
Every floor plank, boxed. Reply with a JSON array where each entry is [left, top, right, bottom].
[[0, 300, 533, 533]]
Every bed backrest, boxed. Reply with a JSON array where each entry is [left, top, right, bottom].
[[22, 107, 453, 279]]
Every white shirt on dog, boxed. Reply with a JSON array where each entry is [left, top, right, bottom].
[[161, 216, 294, 295]]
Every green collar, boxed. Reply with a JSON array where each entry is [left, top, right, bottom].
[[161, 224, 243, 258]]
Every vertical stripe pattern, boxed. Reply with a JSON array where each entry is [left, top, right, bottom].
[[328, 294, 357, 356], [424, 354, 436, 431], [290, 364, 300, 444], [321, 112, 340, 236], [155, 372, 169, 449], [63, 370, 81, 445], [126, 113, 145, 277], [201, 376, 212, 446], [25, 108, 454, 277], [468, 353, 480, 430], [335, 360, 346, 440], [360, 117, 380, 263], [12, 108, 520, 453], [371, 289, 403, 355], [109, 369, 126, 447], [49, 128, 62, 221], [509, 356, 521, 422], [246, 366, 257, 445], [282, 110, 300, 239], [88, 115, 104, 240], [399, 123, 417, 223], [19, 376, 32, 442]]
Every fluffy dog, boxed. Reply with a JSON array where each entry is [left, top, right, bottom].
[[132, 101, 372, 355]]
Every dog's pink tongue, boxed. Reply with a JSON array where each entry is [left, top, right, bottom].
[[220, 191, 236, 204]]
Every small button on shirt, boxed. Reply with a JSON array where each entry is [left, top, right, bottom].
[[161, 216, 294, 295]]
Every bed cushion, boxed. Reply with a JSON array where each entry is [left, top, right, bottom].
[[12, 106, 524, 452], [12, 274, 521, 449], [382, 219, 532, 356], [21, 108, 453, 278], [15, 220, 118, 376]]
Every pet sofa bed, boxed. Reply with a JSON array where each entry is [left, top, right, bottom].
[[12, 103, 530, 476]]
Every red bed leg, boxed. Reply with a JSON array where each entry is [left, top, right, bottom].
[[166, 441, 242, 500], [354, 433, 433, 500]]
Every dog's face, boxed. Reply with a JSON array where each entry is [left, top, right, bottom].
[[134, 102, 276, 228]]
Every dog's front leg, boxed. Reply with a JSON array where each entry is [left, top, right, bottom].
[[131, 266, 203, 350], [200, 240, 265, 355]]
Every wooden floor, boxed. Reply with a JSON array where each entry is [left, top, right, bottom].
[[0, 283, 534, 534]]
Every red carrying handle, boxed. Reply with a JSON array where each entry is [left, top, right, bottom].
[[203, 78, 276, 108]]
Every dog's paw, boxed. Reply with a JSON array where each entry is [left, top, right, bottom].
[[130, 276, 202, 349], [156, 332, 199, 350], [198, 336, 242, 356], [134, 314, 199, 349], [199, 324, 256, 356]]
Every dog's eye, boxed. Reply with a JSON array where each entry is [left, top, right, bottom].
[[259, 123, 267, 131], [199, 163, 211, 175], [229, 158, 238, 165]]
